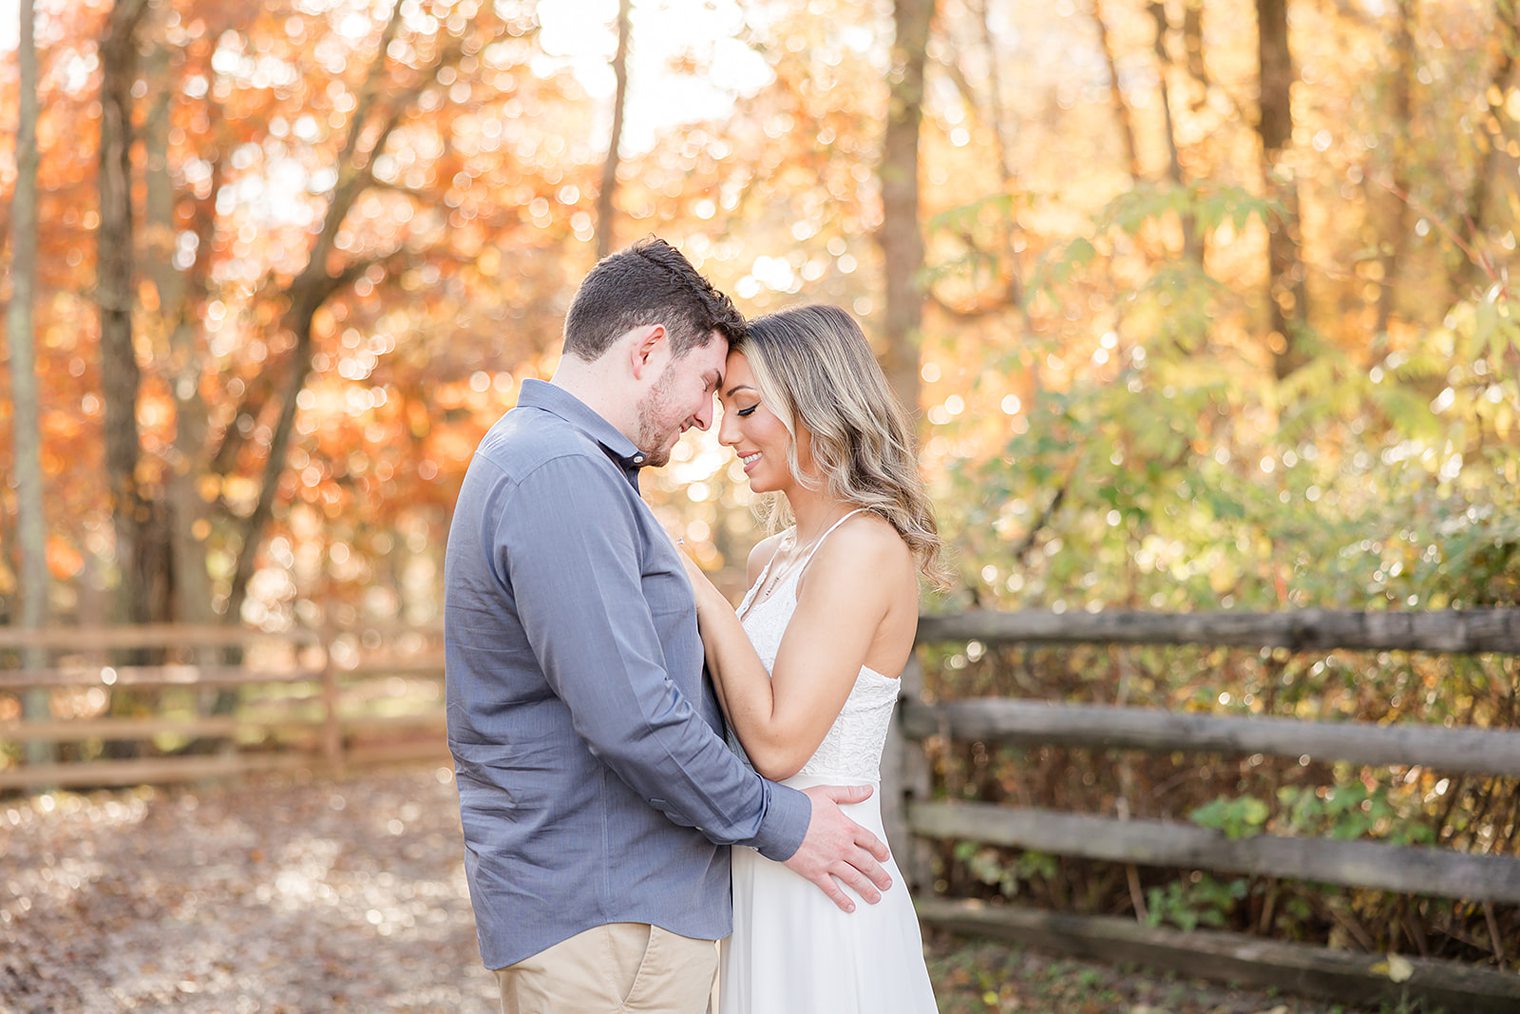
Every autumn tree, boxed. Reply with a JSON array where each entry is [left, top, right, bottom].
[[881, 0, 935, 418], [98, 0, 161, 627], [1090, 0, 1142, 182], [1148, 0, 1199, 261], [1457, 0, 1518, 292], [1256, 0, 1310, 378], [6, 0, 52, 763], [1375, 0, 1416, 335], [77, 0, 565, 633]]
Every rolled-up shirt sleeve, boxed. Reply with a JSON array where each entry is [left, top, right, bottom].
[[496, 453, 809, 861]]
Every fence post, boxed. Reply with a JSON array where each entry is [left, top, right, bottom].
[[320, 625, 344, 774], [884, 654, 935, 895]]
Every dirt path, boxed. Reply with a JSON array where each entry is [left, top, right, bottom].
[[2, 765, 1337, 1013]]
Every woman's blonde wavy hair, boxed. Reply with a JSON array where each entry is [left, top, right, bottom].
[[737, 304, 949, 589]]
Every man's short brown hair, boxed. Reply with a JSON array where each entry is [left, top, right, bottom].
[[563, 237, 747, 362]]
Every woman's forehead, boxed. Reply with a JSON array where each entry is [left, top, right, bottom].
[[723, 349, 754, 382]]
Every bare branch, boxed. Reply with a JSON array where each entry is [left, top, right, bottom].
[[595, 0, 632, 259], [306, 1, 409, 277]]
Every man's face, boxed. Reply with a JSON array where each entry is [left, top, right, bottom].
[[634, 331, 728, 467]]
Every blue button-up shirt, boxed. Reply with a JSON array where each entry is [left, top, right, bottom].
[[444, 379, 811, 970]]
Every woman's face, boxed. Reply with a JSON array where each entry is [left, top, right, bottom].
[[717, 350, 806, 494]]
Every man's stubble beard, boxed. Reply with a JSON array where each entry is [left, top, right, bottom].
[[634, 362, 681, 469]]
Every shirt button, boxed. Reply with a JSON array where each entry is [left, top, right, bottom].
[[632, 454, 645, 465]]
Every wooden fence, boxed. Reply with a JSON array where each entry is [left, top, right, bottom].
[[880, 607, 1520, 1013], [6, 610, 1520, 1009], [0, 624, 448, 791]]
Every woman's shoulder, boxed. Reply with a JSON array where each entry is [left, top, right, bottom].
[[746, 530, 791, 585], [808, 510, 913, 584]]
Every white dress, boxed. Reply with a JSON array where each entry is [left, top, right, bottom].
[[718, 510, 937, 1014]]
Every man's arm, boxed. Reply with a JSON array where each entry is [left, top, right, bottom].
[[498, 453, 809, 860]]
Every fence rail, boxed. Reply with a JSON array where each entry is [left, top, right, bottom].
[[890, 606, 1520, 1011], [0, 624, 324, 651], [917, 606, 1520, 653], [0, 625, 448, 790], [909, 800, 1520, 904], [898, 698, 1520, 777], [913, 898, 1520, 1014]]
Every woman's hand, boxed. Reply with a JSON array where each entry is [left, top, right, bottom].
[[675, 539, 717, 613]]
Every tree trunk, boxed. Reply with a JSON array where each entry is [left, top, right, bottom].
[[142, 19, 220, 633], [879, 0, 935, 421], [1149, 1, 1201, 262], [1182, 0, 1209, 110], [1456, 4, 1517, 293], [225, 308, 319, 626], [7, 0, 54, 765], [98, 0, 164, 627], [1091, 0, 1142, 181], [1255, 0, 1309, 378], [1375, 0, 1416, 335], [972, 0, 1030, 317], [595, 0, 632, 261]]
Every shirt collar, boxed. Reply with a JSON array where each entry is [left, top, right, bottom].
[[517, 379, 648, 473]]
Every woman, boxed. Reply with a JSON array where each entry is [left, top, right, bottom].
[[679, 304, 944, 1013]]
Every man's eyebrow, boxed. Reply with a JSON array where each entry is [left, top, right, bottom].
[[723, 383, 756, 398]]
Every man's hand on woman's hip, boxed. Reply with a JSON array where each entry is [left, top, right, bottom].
[[783, 784, 893, 913]]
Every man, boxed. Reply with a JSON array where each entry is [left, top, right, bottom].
[[444, 238, 892, 1013]]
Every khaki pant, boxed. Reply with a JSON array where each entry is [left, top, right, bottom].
[[495, 922, 718, 1014]]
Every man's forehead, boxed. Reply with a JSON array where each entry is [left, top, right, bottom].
[[699, 334, 730, 376]]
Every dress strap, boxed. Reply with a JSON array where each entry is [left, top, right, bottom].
[[796, 507, 870, 575]]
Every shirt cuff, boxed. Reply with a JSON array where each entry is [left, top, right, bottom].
[[751, 782, 811, 862]]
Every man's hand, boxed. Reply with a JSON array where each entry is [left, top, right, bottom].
[[782, 784, 893, 913]]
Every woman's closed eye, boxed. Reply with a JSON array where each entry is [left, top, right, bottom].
[[736, 405, 758, 418]]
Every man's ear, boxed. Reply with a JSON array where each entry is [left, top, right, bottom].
[[629, 324, 667, 381]]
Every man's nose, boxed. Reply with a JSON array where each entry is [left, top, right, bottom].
[[692, 398, 714, 431]]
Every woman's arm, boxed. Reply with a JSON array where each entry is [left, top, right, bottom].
[[682, 521, 909, 780], [692, 573, 740, 732], [689, 534, 785, 731]]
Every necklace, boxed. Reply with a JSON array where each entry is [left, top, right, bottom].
[[757, 534, 809, 601], [755, 510, 859, 601]]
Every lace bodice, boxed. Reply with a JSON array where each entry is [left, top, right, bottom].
[[729, 512, 901, 782]]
